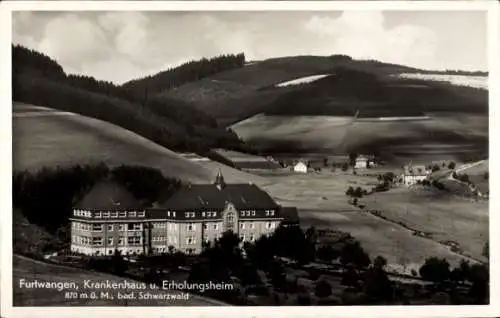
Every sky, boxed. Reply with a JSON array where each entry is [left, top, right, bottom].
[[12, 10, 487, 84]]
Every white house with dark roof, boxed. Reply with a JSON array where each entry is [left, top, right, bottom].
[[293, 161, 308, 173], [400, 164, 430, 186], [70, 171, 298, 256]]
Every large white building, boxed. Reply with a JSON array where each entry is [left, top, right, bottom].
[[70, 171, 298, 256]]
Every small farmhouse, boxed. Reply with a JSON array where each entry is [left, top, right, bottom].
[[355, 156, 369, 169], [294, 161, 308, 173], [400, 165, 429, 186]]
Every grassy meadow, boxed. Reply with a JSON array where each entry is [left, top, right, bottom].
[[256, 170, 480, 271], [13, 102, 265, 185]]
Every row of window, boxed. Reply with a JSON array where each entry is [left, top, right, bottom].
[[73, 231, 272, 248], [75, 209, 278, 220], [72, 236, 142, 246], [152, 236, 166, 242], [74, 221, 276, 232], [74, 210, 145, 218], [73, 223, 142, 232], [185, 211, 219, 218]]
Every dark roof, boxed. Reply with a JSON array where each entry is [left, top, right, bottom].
[[74, 179, 143, 210], [280, 207, 299, 224], [156, 183, 279, 211]]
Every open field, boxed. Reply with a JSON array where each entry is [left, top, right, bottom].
[[397, 73, 488, 90], [256, 170, 475, 270], [13, 102, 266, 186], [231, 113, 488, 163], [362, 188, 488, 263], [231, 115, 354, 152], [13, 255, 225, 306]]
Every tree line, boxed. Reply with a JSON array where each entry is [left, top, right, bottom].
[[122, 53, 246, 98], [133, 224, 489, 305], [12, 45, 250, 154], [13, 163, 182, 234]]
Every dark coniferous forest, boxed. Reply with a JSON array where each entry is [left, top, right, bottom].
[[12, 45, 250, 154]]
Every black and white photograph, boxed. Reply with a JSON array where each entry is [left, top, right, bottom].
[[1, 1, 498, 316]]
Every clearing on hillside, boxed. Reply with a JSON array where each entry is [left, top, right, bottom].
[[13, 102, 266, 185]]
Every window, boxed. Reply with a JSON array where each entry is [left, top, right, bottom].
[[266, 222, 272, 229], [153, 222, 166, 229], [187, 223, 196, 231], [138, 211, 145, 217], [250, 222, 255, 229], [172, 212, 176, 217], [92, 224, 103, 232], [223, 211, 236, 232], [118, 237, 125, 245], [107, 224, 114, 231], [213, 224, 219, 230], [92, 237, 103, 246], [129, 211, 136, 217], [213, 212, 217, 217], [128, 223, 142, 231], [118, 224, 126, 231], [107, 238, 113, 245], [127, 236, 141, 245], [251, 211, 256, 216], [203, 223, 208, 230], [185, 212, 195, 218], [103, 212, 110, 218], [266, 210, 276, 217], [95, 212, 102, 219], [202, 212, 206, 217], [119, 212, 126, 218], [167, 211, 171, 217], [240, 211, 245, 217], [240, 235, 245, 242], [250, 235, 255, 242], [240, 223, 245, 230], [186, 237, 196, 245], [111, 212, 118, 218], [72, 235, 77, 243]]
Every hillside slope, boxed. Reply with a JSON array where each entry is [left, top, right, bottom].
[[158, 55, 487, 126], [13, 102, 266, 185], [12, 45, 248, 155]]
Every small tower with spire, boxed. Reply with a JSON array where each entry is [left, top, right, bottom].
[[214, 169, 226, 190]]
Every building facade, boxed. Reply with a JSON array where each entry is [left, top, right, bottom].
[[70, 171, 296, 256], [293, 161, 308, 173], [399, 165, 430, 186]]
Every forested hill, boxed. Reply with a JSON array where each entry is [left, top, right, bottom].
[[12, 45, 251, 154], [121, 53, 246, 99]]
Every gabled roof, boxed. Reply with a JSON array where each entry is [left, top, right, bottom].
[[156, 183, 279, 211], [74, 179, 143, 210]]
